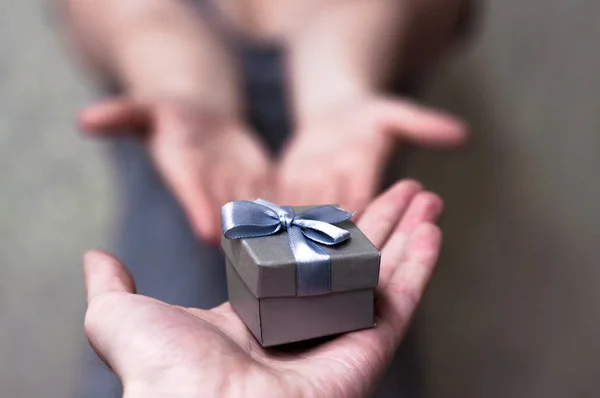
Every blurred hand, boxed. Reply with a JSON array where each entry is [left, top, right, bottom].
[[79, 97, 271, 243], [84, 180, 443, 398], [276, 96, 468, 212]]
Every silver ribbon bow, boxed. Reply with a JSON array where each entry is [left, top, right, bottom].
[[221, 199, 354, 296]]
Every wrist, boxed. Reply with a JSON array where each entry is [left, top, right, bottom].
[[118, 36, 242, 118], [284, 0, 410, 126], [292, 89, 380, 132], [292, 80, 377, 128], [110, 9, 243, 117]]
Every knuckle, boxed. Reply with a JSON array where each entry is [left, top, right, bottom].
[[84, 294, 117, 338]]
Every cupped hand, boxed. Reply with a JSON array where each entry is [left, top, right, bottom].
[[79, 97, 272, 243], [83, 180, 444, 398], [276, 96, 467, 213]]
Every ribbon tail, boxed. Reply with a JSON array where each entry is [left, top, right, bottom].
[[288, 225, 331, 296]]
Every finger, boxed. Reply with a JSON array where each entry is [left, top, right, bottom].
[[83, 250, 136, 304], [79, 98, 151, 134], [177, 172, 220, 244], [235, 176, 258, 202], [340, 168, 378, 215], [378, 223, 441, 341], [297, 168, 337, 206], [329, 172, 356, 211], [395, 191, 444, 234], [236, 139, 273, 201], [275, 153, 328, 206], [260, 172, 276, 202], [235, 167, 270, 202], [377, 191, 443, 288], [149, 112, 222, 243], [256, 167, 274, 201], [356, 180, 423, 249], [275, 169, 306, 206], [82, 251, 152, 379], [304, 223, 442, 386], [211, 163, 235, 208], [152, 145, 219, 243], [315, 174, 339, 206], [293, 183, 317, 206], [376, 98, 469, 147]]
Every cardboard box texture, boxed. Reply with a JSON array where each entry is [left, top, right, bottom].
[[221, 205, 380, 347]]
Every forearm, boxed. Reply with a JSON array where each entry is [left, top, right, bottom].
[[280, 0, 467, 122], [63, 0, 241, 114]]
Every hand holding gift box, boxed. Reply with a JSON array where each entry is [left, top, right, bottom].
[[82, 181, 443, 397]]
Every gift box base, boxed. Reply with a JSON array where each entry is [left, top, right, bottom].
[[226, 259, 375, 347]]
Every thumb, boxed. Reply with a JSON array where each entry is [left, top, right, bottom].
[[78, 98, 151, 135], [83, 250, 136, 304], [377, 99, 469, 147], [82, 251, 136, 376]]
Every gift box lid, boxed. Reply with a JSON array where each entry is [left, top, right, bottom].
[[221, 205, 381, 298]]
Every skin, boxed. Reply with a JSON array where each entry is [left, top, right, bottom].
[[79, 98, 271, 244], [64, 0, 468, 244], [236, 0, 469, 212], [275, 95, 467, 212], [63, 2, 467, 395], [84, 180, 444, 397], [64, 0, 267, 242]]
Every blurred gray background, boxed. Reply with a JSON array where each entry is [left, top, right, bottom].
[[1, 1, 599, 397]]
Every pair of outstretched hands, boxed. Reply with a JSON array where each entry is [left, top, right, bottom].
[[80, 95, 467, 243]]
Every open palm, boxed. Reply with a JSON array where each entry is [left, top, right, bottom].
[[276, 96, 467, 213], [80, 97, 271, 244], [84, 180, 443, 398]]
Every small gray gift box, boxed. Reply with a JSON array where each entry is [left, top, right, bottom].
[[221, 200, 381, 347]]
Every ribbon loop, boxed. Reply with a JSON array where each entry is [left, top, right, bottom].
[[292, 219, 350, 245], [221, 201, 282, 239], [295, 205, 355, 224], [221, 199, 354, 296]]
